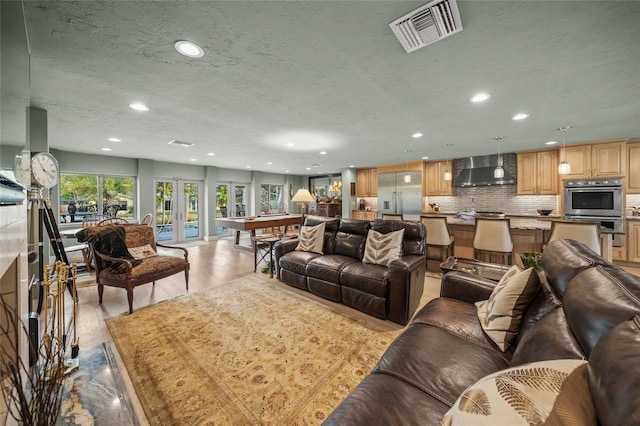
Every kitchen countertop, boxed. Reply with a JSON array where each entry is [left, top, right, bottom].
[[445, 216, 553, 230]]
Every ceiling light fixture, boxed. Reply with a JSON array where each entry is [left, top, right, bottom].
[[545, 141, 558, 145], [101, 147, 112, 151], [129, 103, 149, 112], [422, 156, 429, 160], [107, 137, 122, 142], [190, 159, 197, 162], [558, 126, 571, 175], [403, 150, 412, 183], [320, 151, 327, 155], [207, 152, 215, 156], [412, 132, 423, 138], [174, 40, 204, 58], [168, 140, 193, 147], [443, 144, 452, 181], [511, 113, 530, 121], [494, 136, 505, 179], [470, 93, 490, 103]]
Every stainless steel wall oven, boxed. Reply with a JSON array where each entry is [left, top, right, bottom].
[[564, 178, 624, 247]]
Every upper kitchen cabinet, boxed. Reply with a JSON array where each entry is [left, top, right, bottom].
[[423, 160, 453, 196], [626, 142, 640, 193], [356, 168, 378, 197], [562, 139, 627, 180], [517, 150, 558, 195]]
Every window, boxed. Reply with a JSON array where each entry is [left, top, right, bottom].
[[260, 184, 284, 214], [59, 173, 136, 224]]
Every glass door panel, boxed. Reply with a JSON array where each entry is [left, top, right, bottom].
[[156, 179, 203, 243], [156, 180, 175, 242], [182, 182, 200, 240], [216, 182, 250, 236]]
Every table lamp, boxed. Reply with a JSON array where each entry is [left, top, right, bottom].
[[291, 188, 315, 218]]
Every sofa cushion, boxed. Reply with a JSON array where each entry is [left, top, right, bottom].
[[278, 250, 322, 276], [99, 255, 186, 281], [340, 262, 389, 297], [441, 359, 592, 426], [510, 307, 586, 366], [362, 229, 404, 266], [476, 266, 540, 351], [588, 316, 640, 426], [128, 243, 158, 259], [562, 265, 640, 357], [306, 254, 358, 284], [333, 219, 370, 259], [515, 273, 560, 346], [295, 222, 325, 253]]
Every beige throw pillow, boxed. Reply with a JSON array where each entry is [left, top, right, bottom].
[[440, 359, 595, 426], [295, 222, 325, 254], [476, 265, 540, 351], [362, 229, 404, 267], [127, 244, 158, 259]]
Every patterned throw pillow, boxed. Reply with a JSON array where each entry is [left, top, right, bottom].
[[295, 222, 325, 254], [476, 265, 540, 351], [362, 229, 404, 266], [128, 244, 158, 259], [441, 359, 596, 426]]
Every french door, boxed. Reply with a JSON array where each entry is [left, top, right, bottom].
[[216, 182, 250, 235], [155, 179, 203, 243]]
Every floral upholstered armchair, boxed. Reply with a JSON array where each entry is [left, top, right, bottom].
[[76, 224, 189, 313]]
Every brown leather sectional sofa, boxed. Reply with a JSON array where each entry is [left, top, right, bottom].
[[325, 238, 640, 425], [274, 216, 426, 325]]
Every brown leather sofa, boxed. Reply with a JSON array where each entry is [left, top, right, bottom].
[[274, 216, 426, 325], [325, 239, 640, 425]]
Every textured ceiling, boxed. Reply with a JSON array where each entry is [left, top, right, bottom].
[[22, 1, 640, 175]]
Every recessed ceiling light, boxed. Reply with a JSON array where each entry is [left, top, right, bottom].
[[422, 156, 429, 160], [319, 151, 327, 155], [349, 165, 355, 168], [207, 152, 215, 156], [306, 167, 311, 171], [189, 158, 197, 162], [470, 93, 491, 103], [511, 113, 530, 121], [286, 142, 294, 147], [101, 147, 112, 151], [285, 170, 290, 173], [266, 161, 272, 165], [107, 137, 122, 142], [545, 141, 558, 145], [246, 165, 251, 169], [174, 40, 204, 58], [412, 132, 423, 138], [129, 103, 149, 112]]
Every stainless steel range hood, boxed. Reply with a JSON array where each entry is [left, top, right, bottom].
[[453, 154, 515, 187]]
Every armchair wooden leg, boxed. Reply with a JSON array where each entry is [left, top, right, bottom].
[[127, 288, 134, 314], [98, 284, 104, 305], [185, 270, 189, 290]]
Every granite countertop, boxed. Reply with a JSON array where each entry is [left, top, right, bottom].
[[445, 216, 552, 230]]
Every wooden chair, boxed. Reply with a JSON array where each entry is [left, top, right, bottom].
[[141, 213, 153, 225], [98, 217, 130, 225], [382, 213, 403, 221], [420, 215, 454, 271], [76, 224, 189, 314], [548, 220, 601, 254], [473, 218, 513, 265]]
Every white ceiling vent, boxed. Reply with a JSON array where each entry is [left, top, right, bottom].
[[389, 0, 463, 53]]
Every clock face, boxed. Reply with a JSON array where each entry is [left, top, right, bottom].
[[31, 152, 59, 189], [13, 149, 31, 187]]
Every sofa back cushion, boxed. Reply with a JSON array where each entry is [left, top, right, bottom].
[[588, 316, 640, 426], [371, 220, 425, 256], [362, 229, 404, 266], [563, 265, 640, 357], [304, 215, 340, 254], [515, 273, 562, 346], [334, 219, 370, 259], [542, 239, 619, 297]]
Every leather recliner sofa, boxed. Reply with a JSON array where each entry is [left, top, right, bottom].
[[274, 215, 426, 325], [324, 238, 640, 425]]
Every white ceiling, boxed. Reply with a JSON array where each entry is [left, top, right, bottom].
[[22, 1, 640, 175]]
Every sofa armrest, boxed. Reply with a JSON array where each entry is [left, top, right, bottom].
[[274, 239, 298, 258], [440, 271, 497, 304], [94, 251, 135, 273], [387, 255, 426, 325]]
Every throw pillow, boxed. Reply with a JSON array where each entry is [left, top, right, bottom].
[[362, 229, 404, 267], [440, 359, 596, 426], [476, 265, 540, 351], [295, 222, 326, 254], [128, 244, 158, 259]]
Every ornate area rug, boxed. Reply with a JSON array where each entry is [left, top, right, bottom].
[[106, 275, 403, 425]]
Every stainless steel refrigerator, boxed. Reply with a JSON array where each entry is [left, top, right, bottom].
[[377, 172, 422, 221]]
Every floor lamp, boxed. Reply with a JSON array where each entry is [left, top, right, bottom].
[[291, 188, 315, 224]]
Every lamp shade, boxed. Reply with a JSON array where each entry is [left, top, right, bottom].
[[291, 188, 315, 203], [494, 165, 504, 178], [558, 160, 571, 175], [443, 170, 452, 181]]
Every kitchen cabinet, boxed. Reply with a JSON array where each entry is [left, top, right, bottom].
[[562, 140, 626, 180], [356, 168, 378, 197], [626, 142, 640, 194], [517, 150, 558, 195], [423, 160, 453, 196], [352, 210, 377, 221], [627, 221, 640, 263]]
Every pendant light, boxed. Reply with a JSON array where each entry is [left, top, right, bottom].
[[558, 126, 571, 175], [443, 144, 452, 181], [403, 150, 411, 183], [494, 136, 504, 179]]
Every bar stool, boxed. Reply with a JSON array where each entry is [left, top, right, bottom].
[[382, 213, 403, 221], [420, 215, 455, 271], [473, 218, 513, 265], [548, 220, 601, 254]]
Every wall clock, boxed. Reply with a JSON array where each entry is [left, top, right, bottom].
[[30, 152, 59, 189], [12, 148, 31, 187]]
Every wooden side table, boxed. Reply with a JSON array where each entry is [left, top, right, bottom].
[[439, 256, 511, 281], [252, 234, 297, 278]]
